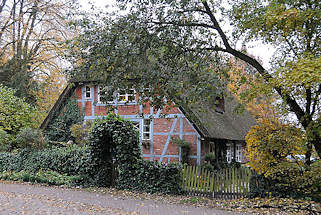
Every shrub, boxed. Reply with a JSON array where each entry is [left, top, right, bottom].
[[70, 120, 92, 145], [0, 130, 11, 152], [0, 85, 38, 142], [249, 161, 321, 201], [246, 118, 320, 201], [0, 145, 93, 185], [203, 152, 231, 171], [15, 127, 47, 149], [245, 118, 306, 176], [117, 160, 182, 194], [0, 170, 81, 186], [88, 113, 182, 194]]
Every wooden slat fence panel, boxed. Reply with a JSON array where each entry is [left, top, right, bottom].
[[181, 165, 251, 199]]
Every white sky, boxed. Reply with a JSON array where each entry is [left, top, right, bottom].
[[79, 0, 274, 69]]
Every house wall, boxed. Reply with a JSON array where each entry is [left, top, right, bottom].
[[76, 84, 201, 165]]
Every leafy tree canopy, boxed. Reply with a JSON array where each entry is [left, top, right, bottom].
[[66, 0, 321, 159]]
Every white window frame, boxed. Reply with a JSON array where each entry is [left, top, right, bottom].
[[226, 143, 243, 163], [142, 119, 151, 141], [226, 143, 233, 163], [85, 86, 91, 99], [98, 85, 114, 104], [235, 144, 243, 162], [117, 89, 136, 103]]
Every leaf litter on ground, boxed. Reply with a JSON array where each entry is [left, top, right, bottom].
[[1, 180, 320, 214]]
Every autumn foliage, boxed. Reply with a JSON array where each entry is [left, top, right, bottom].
[[246, 118, 321, 200], [245, 118, 306, 176]]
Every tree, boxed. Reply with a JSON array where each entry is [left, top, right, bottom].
[[0, 0, 77, 104], [228, 57, 278, 120], [0, 84, 37, 144], [246, 118, 321, 200], [67, 0, 321, 160], [37, 68, 66, 122], [246, 118, 306, 176]]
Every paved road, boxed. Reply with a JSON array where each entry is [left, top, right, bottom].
[[0, 183, 248, 215]]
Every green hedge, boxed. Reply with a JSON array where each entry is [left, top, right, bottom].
[[117, 159, 182, 194], [0, 145, 93, 184], [0, 170, 81, 186]]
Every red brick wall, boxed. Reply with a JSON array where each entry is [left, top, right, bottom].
[[77, 85, 200, 164]]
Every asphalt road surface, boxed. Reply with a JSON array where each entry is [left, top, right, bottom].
[[0, 182, 248, 215]]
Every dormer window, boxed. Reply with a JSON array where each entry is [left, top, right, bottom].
[[85, 86, 91, 98], [214, 96, 224, 113]]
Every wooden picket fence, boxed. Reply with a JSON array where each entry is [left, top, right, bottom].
[[181, 165, 251, 199]]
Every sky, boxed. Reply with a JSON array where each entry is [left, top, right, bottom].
[[78, 0, 274, 69]]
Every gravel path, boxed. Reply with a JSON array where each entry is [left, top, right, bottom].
[[0, 182, 248, 215]]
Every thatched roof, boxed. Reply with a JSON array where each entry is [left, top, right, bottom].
[[179, 96, 255, 141], [40, 83, 78, 130]]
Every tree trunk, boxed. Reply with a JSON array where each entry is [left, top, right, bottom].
[[310, 133, 321, 160]]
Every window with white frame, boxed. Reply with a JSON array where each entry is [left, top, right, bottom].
[[226, 143, 233, 163], [226, 143, 243, 163], [85, 86, 91, 98], [235, 144, 243, 162], [118, 89, 136, 103], [142, 119, 151, 141], [98, 86, 114, 104]]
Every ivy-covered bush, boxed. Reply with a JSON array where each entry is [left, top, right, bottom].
[[0, 145, 93, 185], [0, 170, 81, 186], [88, 113, 182, 194], [118, 159, 182, 194], [88, 113, 141, 187], [45, 96, 83, 142]]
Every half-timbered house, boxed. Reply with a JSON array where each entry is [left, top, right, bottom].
[[41, 81, 255, 165]]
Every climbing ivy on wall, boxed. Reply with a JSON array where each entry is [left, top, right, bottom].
[[88, 113, 141, 187], [88, 113, 182, 194], [45, 95, 84, 142]]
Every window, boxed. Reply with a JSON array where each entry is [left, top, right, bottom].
[[85, 86, 91, 98], [208, 142, 215, 153], [226, 143, 243, 163], [214, 96, 225, 113], [226, 143, 233, 163], [118, 89, 136, 103], [235, 144, 243, 162], [98, 86, 114, 104], [142, 119, 151, 140]]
